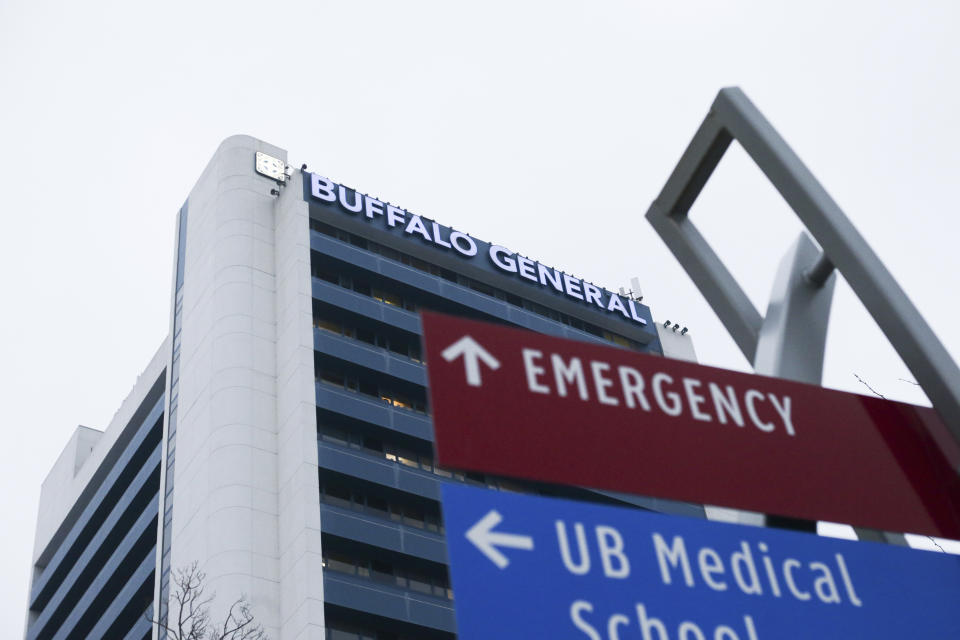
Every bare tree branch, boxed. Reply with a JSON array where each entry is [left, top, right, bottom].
[[147, 562, 266, 640], [853, 373, 887, 400], [927, 537, 947, 553], [211, 596, 266, 640]]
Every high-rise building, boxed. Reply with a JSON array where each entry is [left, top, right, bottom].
[[26, 135, 696, 640]]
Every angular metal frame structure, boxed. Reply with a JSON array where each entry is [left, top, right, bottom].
[[646, 87, 960, 454]]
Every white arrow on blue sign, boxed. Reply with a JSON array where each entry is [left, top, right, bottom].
[[465, 509, 535, 569], [441, 484, 960, 639]]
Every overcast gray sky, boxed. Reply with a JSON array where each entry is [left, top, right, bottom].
[[3, 1, 959, 633]]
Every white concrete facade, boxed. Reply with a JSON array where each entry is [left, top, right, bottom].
[[160, 135, 322, 638], [655, 322, 697, 363]]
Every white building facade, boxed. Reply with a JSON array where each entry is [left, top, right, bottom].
[[28, 135, 694, 640]]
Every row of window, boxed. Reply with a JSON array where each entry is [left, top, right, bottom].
[[310, 218, 644, 350], [320, 477, 444, 534], [323, 548, 453, 600], [321, 424, 437, 475], [318, 422, 530, 494], [314, 315, 423, 363], [316, 370, 428, 414], [311, 219, 461, 285], [312, 266, 418, 313]]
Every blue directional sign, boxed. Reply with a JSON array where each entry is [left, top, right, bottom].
[[441, 484, 960, 639]]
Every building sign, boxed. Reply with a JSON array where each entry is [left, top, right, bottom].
[[306, 173, 648, 327], [441, 484, 960, 640], [421, 311, 960, 537]]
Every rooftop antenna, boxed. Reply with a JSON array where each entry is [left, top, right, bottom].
[[620, 278, 644, 302]]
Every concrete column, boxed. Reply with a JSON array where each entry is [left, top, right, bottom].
[[170, 135, 289, 634], [274, 166, 326, 638]]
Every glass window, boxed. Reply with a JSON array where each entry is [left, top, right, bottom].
[[371, 560, 394, 584], [320, 425, 348, 446], [605, 332, 632, 348], [311, 220, 338, 238], [366, 495, 389, 519], [319, 371, 345, 387], [354, 280, 372, 296], [373, 289, 402, 306], [408, 344, 422, 362], [408, 575, 432, 595], [419, 454, 433, 472], [397, 449, 419, 469], [324, 484, 351, 509], [362, 435, 383, 453], [315, 268, 338, 284], [315, 318, 341, 334], [469, 280, 495, 297], [498, 478, 527, 494], [325, 551, 355, 575], [465, 472, 485, 487], [359, 379, 378, 397], [403, 505, 425, 529]]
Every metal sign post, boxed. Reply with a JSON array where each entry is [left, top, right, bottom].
[[645, 87, 960, 453]]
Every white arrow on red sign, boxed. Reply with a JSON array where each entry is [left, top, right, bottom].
[[441, 335, 500, 387]]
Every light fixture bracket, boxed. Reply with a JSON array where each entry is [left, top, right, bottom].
[[255, 151, 286, 182]]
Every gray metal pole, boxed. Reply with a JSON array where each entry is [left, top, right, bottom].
[[753, 232, 835, 386]]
